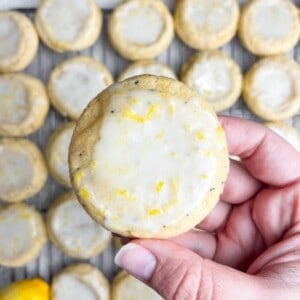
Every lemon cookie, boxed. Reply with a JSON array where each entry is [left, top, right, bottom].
[[35, 0, 102, 52], [181, 50, 242, 112], [51, 264, 109, 300], [266, 122, 300, 152], [47, 191, 111, 259], [238, 0, 300, 56], [243, 56, 300, 121], [174, 0, 239, 50], [118, 60, 177, 82], [108, 0, 174, 60], [0, 138, 47, 203], [0, 73, 49, 137], [0, 11, 38, 73], [112, 271, 162, 300], [48, 56, 113, 120], [69, 75, 229, 238], [46, 122, 75, 187], [0, 203, 47, 267]]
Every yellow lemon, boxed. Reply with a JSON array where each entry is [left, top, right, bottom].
[[0, 278, 49, 300]]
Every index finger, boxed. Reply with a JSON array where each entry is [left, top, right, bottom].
[[219, 116, 300, 186]]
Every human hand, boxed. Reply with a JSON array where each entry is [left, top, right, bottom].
[[114, 116, 300, 300]]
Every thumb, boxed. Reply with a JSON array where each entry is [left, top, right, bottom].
[[114, 240, 276, 300]]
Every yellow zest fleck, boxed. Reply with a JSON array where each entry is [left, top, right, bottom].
[[90, 161, 97, 170], [217, 125, 224, 136], [196, 131, 206, 141], [155, 131, 164, 139], [148, 209, 161, 216], [122, 104, 159, 123], [130, 97, 138, 105], [168, 103, 174, 115], [112, 215, 119, 221], [170, 151, 177, 157], [116, 189, 128, 197], [21, 212, 31, 220], [79, 188, 91, 200], [74, 171, 84, 184], [160, 92, 168, 98], [205, 149, 213, 157], [155, 181, 164, 193], [184, 124, 191, 131], [200, 174, 208, 180]]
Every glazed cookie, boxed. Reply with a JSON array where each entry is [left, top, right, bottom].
[[48, 56, 113, 120], [238, 0, 300, 56], [174, 0, 239, 50], [181, 50, 242, 112], [35, 0, 102, 52], [0, 203, 47, 267], [0, 73, 49, 137], [118, 60, 177, 82], [0, 138, 47, 203], [0, 11, 38, 73], [69, 75, 229, 238], [112, 271, 162, 300], [243, 56, 300, 121], [51, 264, 110, 300], [108, 0, 174, 60], [46, 122, 75, 187], [47, 191, 111, 259], [266, 122, 300, 152]]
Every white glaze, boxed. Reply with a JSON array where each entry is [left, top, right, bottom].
[[0, 17, 20, 59], [116, 275, 162, 300], [187, 57, 233, 102], [186, 0, 234, 32], [119, 2, 164, 45], [51, 194, 110, 256], [0, 146, 33, 197], [0, 205, 38, 261], [0, 77, 28, 125], [53, 62, 109, 118], [78, 89, 223, 234], [252, 65, 292, 110], [42, 0, 91, 42], [119, 62, 176, 81], [253, 0, 293, 40]]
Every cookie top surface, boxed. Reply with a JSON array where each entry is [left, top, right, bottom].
[[70, 75, 229, 238], [47, 192, 111, 259], [52, 264, 109, 300], [239, 0, 300, 55], [48, 56, 113, 120], [0, 203, 46, 267], [181, 50, 242, 112]]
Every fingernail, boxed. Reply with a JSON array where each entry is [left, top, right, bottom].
[[114, 243, 157, 281]]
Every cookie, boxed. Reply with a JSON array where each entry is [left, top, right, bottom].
[[112, 271, 162, 300], [0, 138, 48, 203], [108, 0, 174, 60], [238, 0, 300, 56], [35, 0, 102, 52], [181, 50, 242, 112], [266, 122, 300, 152], [243, 56, 300, 121], [0, 73, 49, 137], [48, 56, 113, 120], [118, 60, 177, 82], [0, 11, 38, 73], [69, 75, 229, 238], [174, 0, 239, 50], [46, 122, 75, 187], [51, 264, 109, 300], [47, 191, 111, 259], [0, 203, 47, 267]]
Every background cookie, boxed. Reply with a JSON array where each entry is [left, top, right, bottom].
[[0, 73, 49, 137], [46, 122, 75, 187], [238, 0, 300, 56], [108, 0, 174, 60], [118, 60, 177, 82], [69, 75, 229, 238], [47, 191, 111, 259], [0, 138, 48, 203], [51, 264, 110, 300], [181, 50, 242, 112], [48, 56, 113, 120], [0, 11, 38, 73], [174, 0, 239, 49], [243, 56, 300, 121], [35, 0, 102, 52], [0, 203, 47, 267]]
